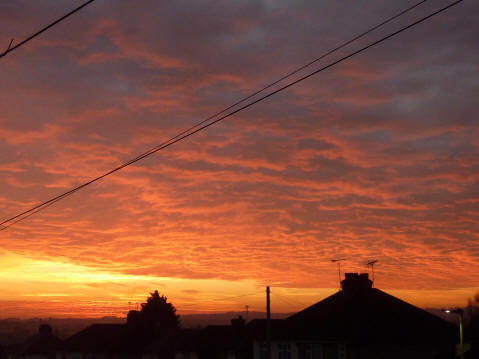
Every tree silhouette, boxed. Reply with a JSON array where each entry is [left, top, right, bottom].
[[140, 290, 180, 330], [468, 292, 479, 308]]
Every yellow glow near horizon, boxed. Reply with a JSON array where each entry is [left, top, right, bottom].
[[0, 251, 267, 317], [0, 251, 476, 318]]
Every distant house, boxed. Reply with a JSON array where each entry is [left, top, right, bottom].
[[61, 275, 457, 359], [4, 324, 63, 359], [247, 273, 456, 359], [63, 323, 124, 359], [145, 317, 248, 359], [64, 320, 153, 359], [64, 315, 247, 359]]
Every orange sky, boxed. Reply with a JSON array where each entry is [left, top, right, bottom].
[[0, 0, 478, 318]]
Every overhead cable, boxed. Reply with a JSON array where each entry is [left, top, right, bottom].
[[0, 0, 464, 230], [0, 0, 97, 59]]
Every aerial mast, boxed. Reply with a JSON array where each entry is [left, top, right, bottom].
[[331, 258, 347, 290], [367, 260, 378, 286]]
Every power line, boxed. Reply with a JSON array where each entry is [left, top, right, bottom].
[[0, 0, 464, 231], [218, 292, 260, 301], [0, 0, 430, 230], [0, 0, 462, 229], [271, 290, 306, 309], [0, 0, 97, 59]]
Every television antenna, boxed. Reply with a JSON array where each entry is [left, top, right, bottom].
[[331, 258, 347, 290], [367, 260, 378, 286]]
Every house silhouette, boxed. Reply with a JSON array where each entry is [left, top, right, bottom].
[[58, 273, 457, 358], [3, 324, 63, 359], [247, 273, 456, 359]]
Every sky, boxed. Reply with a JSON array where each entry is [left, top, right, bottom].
[[0, 0, 478, 318]]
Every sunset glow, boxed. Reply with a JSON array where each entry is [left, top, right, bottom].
[[0, 0, 478, 318]]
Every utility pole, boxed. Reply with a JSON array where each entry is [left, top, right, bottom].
[[245, 305, 249, 321], [266, 286, 271, 359], [331, 258, 347, 290]]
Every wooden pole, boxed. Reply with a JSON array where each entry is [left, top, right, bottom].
[[266, 286, 271, 359]]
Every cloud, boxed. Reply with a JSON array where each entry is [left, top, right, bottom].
[[0, 0, 478, 316]]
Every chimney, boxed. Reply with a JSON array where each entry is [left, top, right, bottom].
[[39, 324, 52, 336], [231, 315, 245, 329], [341, 272, 373, 293]]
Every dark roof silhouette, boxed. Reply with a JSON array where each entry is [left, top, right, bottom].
[[145, 319, 249, 359], [65, 321, 173, 354], [287, 288, 456, 344], [64, 324, 124, 352], [146, 325, 242, 353], [246, 319, 290, 340], [248, 273, 456, 346], [7, 324, 63, 357], [144, 327, 202, 357]]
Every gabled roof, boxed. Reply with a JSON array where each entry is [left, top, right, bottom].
[[64, 324, 124, 352], [247, 274, 456, 346], [65, 322, 174, 353], [146, 325, 243, 354], [20, 334, 63, 356], [5, 326, 63, 356], [285, 287, 456, 344]]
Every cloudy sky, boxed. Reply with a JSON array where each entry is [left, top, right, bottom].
[[0, 0, 478, 318]]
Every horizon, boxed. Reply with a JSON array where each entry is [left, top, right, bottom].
[[0, 303, 459, 322], [0, 275, 474, 319]]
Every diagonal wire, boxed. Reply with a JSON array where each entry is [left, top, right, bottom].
[[218, 292, 261, 301], [271, 290, 307, 309], [0, 0, 431, 228], [1, 0, 97, 59], [0, 0, 464, 231]]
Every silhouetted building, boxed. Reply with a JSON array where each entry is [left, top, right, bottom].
[[64, 316, 154, 359], [60, 276, 458, 358], [145, 316, 248, 359], [248, 273, 456, 359], [64, 323, 124, 358], [4, 324, 63, 359], [64, 315, 247, 359]]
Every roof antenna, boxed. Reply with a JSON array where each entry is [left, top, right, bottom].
[[367, 260, 378, 286], [331, 258, 347, 290]]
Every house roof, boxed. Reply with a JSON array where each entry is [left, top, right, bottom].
[[65, 322, 177, 353], [141, 320, 252, 359], [5, 325, 63, 356], [248, 273, 457, 345], [144, 328, 202, 354], [145, 325, 244, 354], [64, 324, 125, 352], [20, 334, 63, 356], [287, 287, 456, 344]]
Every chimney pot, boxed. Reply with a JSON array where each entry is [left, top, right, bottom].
[[341, 272, 372, 292]]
